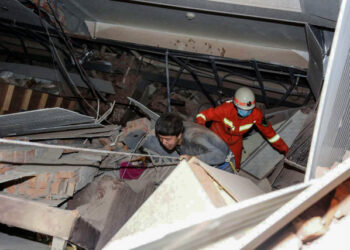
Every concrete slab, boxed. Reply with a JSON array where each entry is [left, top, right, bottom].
[[241, 110, 308, 179]]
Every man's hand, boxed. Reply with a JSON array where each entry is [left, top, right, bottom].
[[180, 154, 192, 161]]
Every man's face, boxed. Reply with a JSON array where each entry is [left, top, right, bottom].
[[157, 134, 180, 151]]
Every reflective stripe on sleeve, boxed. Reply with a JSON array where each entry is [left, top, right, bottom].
[[196, 113, 206, 121], [223, 118, 235, 130], [239, 123, 253, 132], [268, 134, 281, 143]]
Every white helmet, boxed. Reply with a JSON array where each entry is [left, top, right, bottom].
[[233, 87, 255, 110]]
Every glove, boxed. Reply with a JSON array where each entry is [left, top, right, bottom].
[[280, 144, 289, 156]]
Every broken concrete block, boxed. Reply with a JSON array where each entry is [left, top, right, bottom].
[[124, 118, 151, 135], [0, 148, 36, 163], [0, 163, 14, 174], [98, 138, 114, 151], [2, 165, 98, 200], [122, 118, 151, 149], [242, 110, 308, 179], [67, 175, 154, 250], [335, 196, 350, 219], [294, 216, 326, 242], [334, 179, 350, 219]]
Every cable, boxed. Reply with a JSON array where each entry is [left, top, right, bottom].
[[46, 0, 107, 103], [36, 0, 96, 114], [0, 138, 180, 161]]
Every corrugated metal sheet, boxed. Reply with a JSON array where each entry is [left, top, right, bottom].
[[306, 0, 350, 180]]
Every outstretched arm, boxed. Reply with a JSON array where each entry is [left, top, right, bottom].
[[191, 134, 229, 166], [255, 111, 289, 155]]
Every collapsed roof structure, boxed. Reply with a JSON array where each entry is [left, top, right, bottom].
[[0, 0, 350, 249]]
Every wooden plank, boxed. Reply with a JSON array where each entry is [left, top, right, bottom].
[[189, 159, 227, 208], [0, 84, 8, 108], [197, 159, 265, 201], [38, 93, 49, 109], [67, 100, 76, 110], [54, 97, 63, 107], [0, 84, 15, 114], [0, 194, 79, 239]]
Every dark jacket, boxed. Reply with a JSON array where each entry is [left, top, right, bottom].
[[142, 121, 230, 166]]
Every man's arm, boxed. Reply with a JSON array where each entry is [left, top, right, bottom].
[[254, 110, 289, 155], [193, 136, 229, 165]]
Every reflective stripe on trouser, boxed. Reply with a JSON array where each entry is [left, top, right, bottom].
[[228, 139, 243, 170], [196, 113, 206, 121], [268, 134, 280, 143], [216, 162, 234, 173]]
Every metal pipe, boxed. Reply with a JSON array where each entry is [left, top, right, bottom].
[[165, 50, 171, 112], [284, 158, 306, 172], [0, 138, 180, 161]]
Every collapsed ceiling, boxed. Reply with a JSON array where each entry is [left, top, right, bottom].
[[0, 0, 349, 249], [0, 0, 340, 115]]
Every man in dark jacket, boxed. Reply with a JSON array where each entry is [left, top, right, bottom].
[[142, 112, 230, 166], [124, 112, 230, 193]]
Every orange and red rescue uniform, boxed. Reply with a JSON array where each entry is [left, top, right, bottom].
[[196, 101, 289, 170]]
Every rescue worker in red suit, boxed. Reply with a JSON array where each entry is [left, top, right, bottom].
[[196, 87, 289, 171]]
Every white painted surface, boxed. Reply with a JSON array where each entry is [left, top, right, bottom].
[[108, 160, 218, 242], [208, 0, 301, 12]]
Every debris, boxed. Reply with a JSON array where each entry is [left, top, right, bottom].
[[0, 108, 101, 137], [120, 160, 146, 180], [122, 117, 151, 149], [67, 175, 154, 249], [194, 158, 265, 202], [242, 110, 309, 179], [127, 97, 159, 126], [294, 216, 326, 242]]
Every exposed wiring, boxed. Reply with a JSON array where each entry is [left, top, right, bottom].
[[35, 0, 104, 115], [46, 0, 107, 103], [95, 101, 115, 124], [121, 132, 149, 179], [165, 50, 171, 112]]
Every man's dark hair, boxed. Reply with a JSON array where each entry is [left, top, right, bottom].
[[155, 112, 184, 136]]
